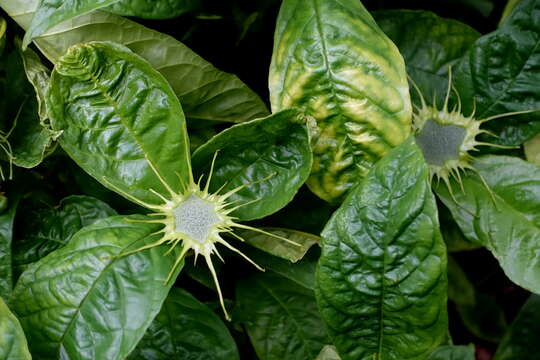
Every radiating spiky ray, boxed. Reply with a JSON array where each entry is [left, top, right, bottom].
[[411, 67, 539, 201], [111, 151, 300, 320]]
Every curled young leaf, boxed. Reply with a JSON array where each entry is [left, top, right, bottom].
[[269, 0, 411, 202], [316, 138, 448, 360], [47, 41, 191, 208]]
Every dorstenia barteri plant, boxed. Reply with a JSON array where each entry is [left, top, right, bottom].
[[46, 41, 312, 320]]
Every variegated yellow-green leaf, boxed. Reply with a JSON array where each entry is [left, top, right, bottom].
[[269, 0, 411, 202]]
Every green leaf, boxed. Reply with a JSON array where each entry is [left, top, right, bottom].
[[106, 0, 201, 19], [236, 272, 328, 360], [192, 109, 312, 221], [11, 215, 183, 360], [19, 40, 58, 136], [455, 0, 540, 145], [447, 256, 507, 342], [316, 345, 341, 360], [316, 137, 448, 360], [428, 345, 475, 360], [238, 227, 319, 262], [436, 155, 540, 292], [447, 256, 475, 306], [12, 195, 117, 272], [129, 288, 239, 360], [0, 0, 269, 124], [494, 295, 540, 360], [456, 293, 507, 343], [0, 17, 6, 55], [47, 41, 191, 207], [0, 195, 18, 297], [2, 47, 54, 168], [524, 132, 540, 165], [373, 10, 480, 107], [239, 242, 320, 290], [22, 0, 122, 48], [269, 0, 411, 202], [0, 296, 31, 360]]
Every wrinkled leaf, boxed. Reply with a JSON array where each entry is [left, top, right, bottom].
[[23, 0, 121, 48], [238, 227, 319, 262], [0, 196, 18, 297], [0, 296, 31, 360], [269, 0, 411, 202], [455, 0, 540, 145], [192, 109, 312, 221], [374, 10, 480, 107], [106, 0, 201, 19], [236, 272, 328, 360], [436, 155, 540, 292], [428, 345, 475, 360], [47, 41, 190, 207], [316, 138, 448, 360], [129, 288, 239, 360], [12, 195, 117, 272], [0, 0, 269, 124], [524, 132, 540, 165], [494, 295, 540, 360], [11, 215, 183, 360]]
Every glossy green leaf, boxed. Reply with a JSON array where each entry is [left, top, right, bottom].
[[106, 0, 201, 19], [129, 288, 239, 360], [373, 10, 480, 107], [316, 345, 341, 360], [455, 0, 540, 145], [269, 0, 411, 202], [428, 345, 475, 360], [11, 215, 183, 360], [0, 196, 18, 297], [12, 195, 117, 272], [0, 0, 269, 124], [47, 41, 190, 207], [192, 109, 312, 221], [436, 155, 540, 292], [494, 295, 540, 360], [524, 132, 540, 165], [236, 272, 328, 360], [316, 138, 448, 360], [2, 48, 54, 168], [0, 296, 31, 360], [238, 227, 319, 262], [22, 0, 121, 48]]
